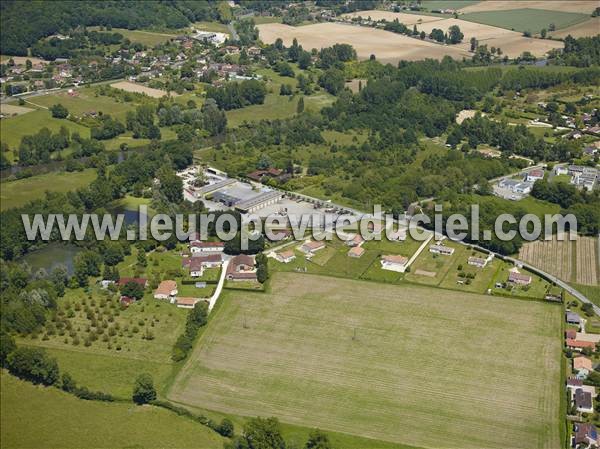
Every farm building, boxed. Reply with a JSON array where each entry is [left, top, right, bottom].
[[508, 270, 532, 286], [274, 250, 296, 263], [299, 240, 326, 255], [573, 423, 599, 448], [190, 241, 225, 254], [381, 255, 409, 273], [184, 254, 223, 277], [567, 312, 582, 325], [348, 246, 365, 258], [176, 297, 199, 309], [154, 280, 178, 299], [117, 277, 148, 288], [226, 255, 257, 281], [574, 388, 594, 413], [429, 245, 455, 256], [212, 191, 242, 207]]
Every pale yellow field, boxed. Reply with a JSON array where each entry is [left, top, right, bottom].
[[110, 81, 171, 98], [549, 17, 600, 38], [576, 236, 599, 286], [0, 104, 34, 116], [413, 17, 563, 57], [257, 22, 471, 63], [342, 10, 446, 25], [458, 1, 599, 14]]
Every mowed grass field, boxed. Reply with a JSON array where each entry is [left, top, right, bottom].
[[0, 374, 224, 449], [168, 272, 562, 449], [461, 8, 590, 34], [0, 169, 97, 211]]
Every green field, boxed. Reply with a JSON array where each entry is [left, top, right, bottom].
[[87, 27, 177, 47], [0, 169, 97, 211], [421, 0, 479, 10], [0, 374, 224, 449], [0, 109, 90, 159], [226, 92, 334, 127], [27, 87, 137, 122], [573, 283, 600, 306], [168, 272, 561, 449], [461, 8, 590, 34]]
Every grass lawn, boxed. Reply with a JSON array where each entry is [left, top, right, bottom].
[[0, 169, 97, 211], [193, 21, 231, 35], [226, 92, 334, 127], [421, 0, 479, 10], [0, 109, 90, 159], [168, 272, 562, 449], [0, 374, 225, 449], [24, 87, 136, 122], [461, 8, 590, 33], [438, 246, 500, 294]]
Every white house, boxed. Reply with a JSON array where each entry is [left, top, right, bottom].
[[190, 241, 225, 254], [525, 169, 544, 182], [380, 255, 409, 272], [555, 166, 568, 176], [299, 240, 326, 255], [274, 250, 296, 264], [429, 245, 455, 256]]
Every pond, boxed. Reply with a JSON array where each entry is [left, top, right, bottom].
[[22, 243, 83, 275], [107, 205, 148, 226]]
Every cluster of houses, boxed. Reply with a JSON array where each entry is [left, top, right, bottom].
[[555, 165, 599, 192], [497, 168, 545, 197], [564, 310, 600, 446]]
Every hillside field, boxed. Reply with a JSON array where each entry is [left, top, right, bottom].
[[168, 272, 562, 449], [0, 374, 224, 449]]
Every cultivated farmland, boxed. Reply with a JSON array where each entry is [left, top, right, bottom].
[[518, 234, 574, 283], [169, 273, 561, 449], [549, 17, 600, 38], [576, 236, 599, 286], [518, 235, 599, 287], [457, 1, 600, 14], [257, 23, 471, 63], [111, 81, 171, 98]]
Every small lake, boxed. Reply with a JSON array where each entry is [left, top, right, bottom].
[[22, 243, 83, 275], [107, 205, 148, 226]]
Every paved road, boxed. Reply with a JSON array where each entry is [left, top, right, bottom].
[[208, 258, 230, 313]]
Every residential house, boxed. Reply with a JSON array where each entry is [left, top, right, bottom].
[[555, 166, 569, 176], [577, 332, 600, 344], [573, 423, 599, 448], [274, 250, 296, 264], [348, 246, 365, 258], [567, 311, 582, 325], [185, 254, 223, 277], [574, 356, 593, 377], [345, 234, 364, 247], [117, 277, 148, 288], [566, 329, 578, 339], [381, 255, 409, 273], [176, 297, 198, 309], [574, 388, 594, 413], [566, 339, 596, 350], [153, 280, 178, 300], [190, 241, 225, 254], [468, 255, 491, 268], [247, 168, 288, 183], [226, 254, 257, 282], [299, 240, 326, 256], [508, 270, 532, 286], [429, 244, 455, 256], [526, 169, 544, 182], [567, 378, 583, 389], [388, 229, 407, 241]]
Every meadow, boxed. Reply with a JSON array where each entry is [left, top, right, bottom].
[[168, 272, 562, 449], [0, 169, 97, 211], [0, 374, 224, 449]]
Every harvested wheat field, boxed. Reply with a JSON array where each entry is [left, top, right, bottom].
[[0, 104, 34, 116], [257, 22, 471, 63], [576, 236, 599, 286], [342, 10, 446, 25], [169, 272, 561, 449], [110, 81, 171, 98], [549, 17, 600, 38], [519, 234, 574, 282], [458, 1, 599, 14], [412, 17, 563, 57]]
